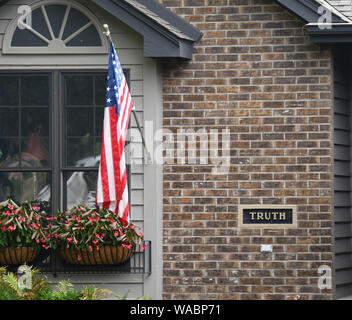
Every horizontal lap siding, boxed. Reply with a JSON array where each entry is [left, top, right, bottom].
[[334, 49, 352, 299], [0, 0, 145, 298]]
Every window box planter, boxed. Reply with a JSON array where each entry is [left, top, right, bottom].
[[0, 200, 50, 267], [59, 245, 133, 265], [47, 205, 146, 269], [0, 247, 39, 266]]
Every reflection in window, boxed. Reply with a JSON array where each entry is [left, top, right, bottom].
[[64, 74, 105, 167], [64, 171, 97, 210], [0, 171, 51, 205]]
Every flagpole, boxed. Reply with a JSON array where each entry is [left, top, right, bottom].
[[103, 24, 152, 164]]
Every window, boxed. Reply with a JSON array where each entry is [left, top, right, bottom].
[[3, 1, 108, 54], [0, 71, 131, 214], [0, 74, 51, 210]]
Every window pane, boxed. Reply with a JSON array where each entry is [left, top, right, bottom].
[[95, 75, 107, 105], [64, 171, 97, 209], [66, 137, 95, 167], [0, 171, 51, 204], [0, 139, 20, 168], [62, 7, 90, 41], [66, 76, 93, 106], [45, 5, 67, 38], [0, 76, 18, 106], [31, 7, 52, 41], [0, 109, 18, 137], [21, 136, 49, 168], [12, 28, 49, 47], [67, 107, 93, 137], [66, 25, 101, 47], [95, 108, 104, 136], [94, 138, 102, 164], [21, 108, 49, 137], [21, 76, 49, 106]]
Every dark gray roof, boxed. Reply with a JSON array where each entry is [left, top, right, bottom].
[[325, 0, 352, 20], [133, 0, 203, 42], [275, 0, 348, 23], [91, 0, 202, 59], [95, 0, 202, 59], [276, 0, 352, 43]]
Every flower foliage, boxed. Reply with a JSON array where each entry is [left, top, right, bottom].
[[0, 199, 50, 250], [48, 205, 144, 254]]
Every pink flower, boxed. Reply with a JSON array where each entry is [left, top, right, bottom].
[[42, 245, 49, 250], [141, 244, 148, 251], [89, 245, 93, 252], [8, 205, 14, 210], [67, 238, 72, 242], [77, 254, 82, 261]]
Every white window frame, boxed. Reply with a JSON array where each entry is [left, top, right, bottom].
[[2, 0, 109, 55]]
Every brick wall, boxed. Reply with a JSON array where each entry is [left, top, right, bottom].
[[158, 0, 334, 300]]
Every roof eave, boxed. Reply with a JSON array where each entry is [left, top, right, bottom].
[[305, 23, 352, 43], [275, 0, 346, 23], [91, 0, 202, 59]]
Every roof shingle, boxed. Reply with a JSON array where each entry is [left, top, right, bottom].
[[324, 0, 352, 20]]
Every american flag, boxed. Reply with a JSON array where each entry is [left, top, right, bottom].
[[97, 43, 133, 224]]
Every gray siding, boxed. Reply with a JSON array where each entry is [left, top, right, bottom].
[[334, 48, 352, 299]]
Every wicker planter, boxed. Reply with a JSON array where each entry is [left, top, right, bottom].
[[60, 245, 134, 265], [0, 247, 40, 266]]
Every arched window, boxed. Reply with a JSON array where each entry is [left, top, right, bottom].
[[3, 1, 108, 54]]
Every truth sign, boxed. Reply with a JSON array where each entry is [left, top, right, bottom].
[[238, 205, 297, 228]]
